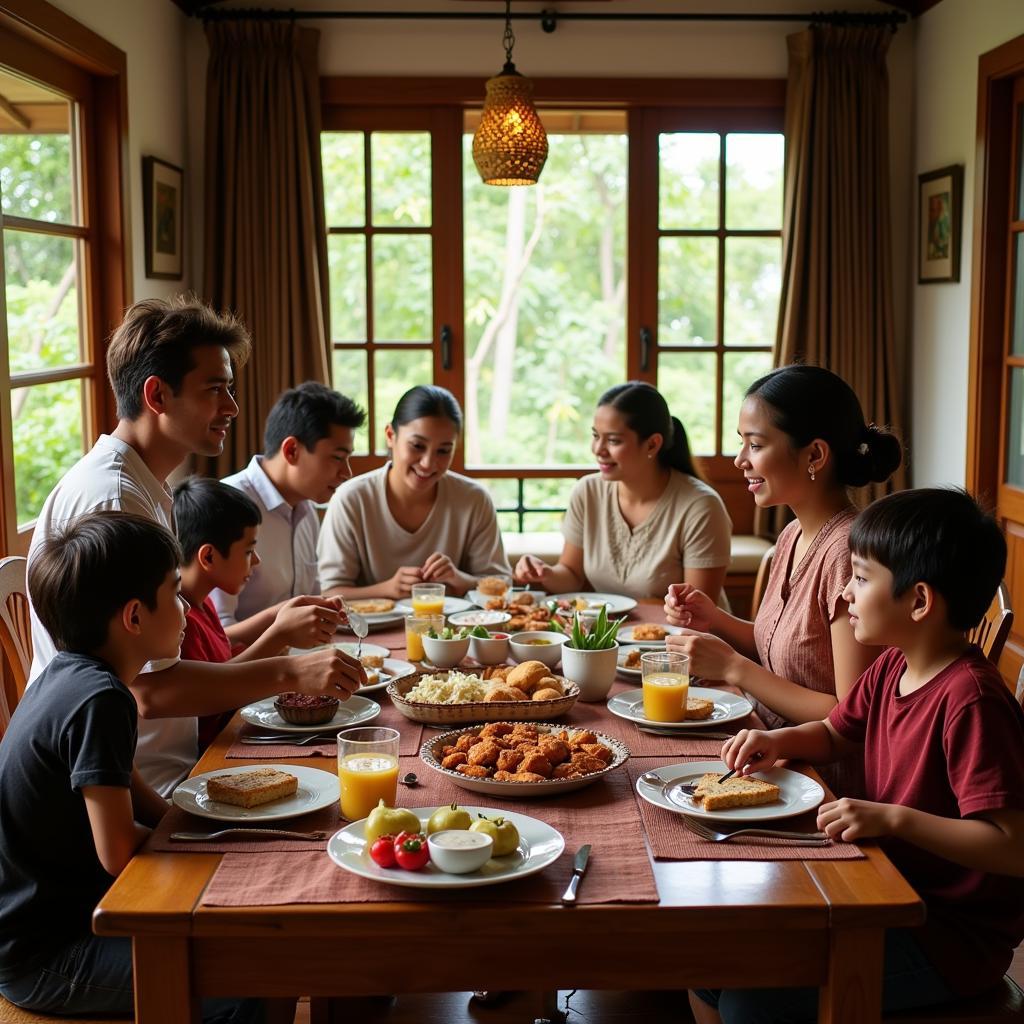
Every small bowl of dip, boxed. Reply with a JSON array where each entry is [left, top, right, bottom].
[[509, 630, 568, 668], [427, 828, 494, 874], [468, 630, 510, 666]]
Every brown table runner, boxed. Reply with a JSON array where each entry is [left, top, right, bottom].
[[625, 760, 864, 862], [199, 765, 657, 907]]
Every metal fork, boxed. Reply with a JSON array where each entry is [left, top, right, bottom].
[[170, 828, 327, 842], [682, 816, 830, 845], [239, 732, 337, 745]]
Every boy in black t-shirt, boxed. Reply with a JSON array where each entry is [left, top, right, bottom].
[[0, 512, 262, 1023]]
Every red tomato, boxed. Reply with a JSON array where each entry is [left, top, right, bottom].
[[369, 834, 397, 868], [393, 832, 430, 871]]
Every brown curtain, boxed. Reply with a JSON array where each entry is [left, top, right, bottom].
[[202, 21, 330, 476], [758, 26, 906, 535]]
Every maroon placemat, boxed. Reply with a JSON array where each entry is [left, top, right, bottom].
[[625, 760, 864, 862], [200, 766, 657, 907]]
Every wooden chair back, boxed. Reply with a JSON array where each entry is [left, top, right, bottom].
[[0, 556, 30, 731], [750, 544, 775, 619], [967, 582, 1013, 665]]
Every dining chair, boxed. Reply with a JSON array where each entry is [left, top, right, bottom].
[[749, 544, 775, 619], [0, 556, 30, 732], [967, 582, 1013, 665]]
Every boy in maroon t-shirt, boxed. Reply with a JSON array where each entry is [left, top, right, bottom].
[[693, 488, 1024, 1024], [172, 477, 347, 748]]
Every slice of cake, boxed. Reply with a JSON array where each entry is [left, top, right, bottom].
[[692, 772, 781, 811], [685, 696, 715, 720], [206, 768, 298, 808]]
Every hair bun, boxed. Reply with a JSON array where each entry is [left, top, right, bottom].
[[842, 424, 902, 486]]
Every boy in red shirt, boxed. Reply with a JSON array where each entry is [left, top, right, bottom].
[[693, 488, 1024, 1024], [172, 477, 350, 747]]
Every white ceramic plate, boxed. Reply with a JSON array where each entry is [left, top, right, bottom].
[[616, 624, 684, 645], [327, 805, 564, 889], [421, 723, 629, 797], [394, 596, 475, 616], [547, 592, 638, 615], [173, 764, 339, 823], [342, 610, 405, 629], [447, 609, 512, 628], [636, 760, 825, 823], [606, 686, 753, 730], [239, 693, 382, 733], [287, 641, 390, 660]]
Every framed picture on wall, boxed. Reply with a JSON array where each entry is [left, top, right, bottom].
[[143, 156, 184, 280], [917, 164, 963, 284]]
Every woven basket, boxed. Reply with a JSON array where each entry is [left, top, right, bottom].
[[387, 672, 579, 725]]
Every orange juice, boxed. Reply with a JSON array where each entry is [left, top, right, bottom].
[[406, 626, 426, 662], [642, 672, 690, 723], [337, 753, 399, 821], [411, 597, 445, 617]]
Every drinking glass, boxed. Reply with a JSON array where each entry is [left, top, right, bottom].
[[404, 613, 446, 662], [640, 651, 691, 723], [410, 583, 445, 617], [336, 726, 400, 821]]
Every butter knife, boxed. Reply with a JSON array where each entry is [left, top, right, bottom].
[[169, 828, 326, 842], [560, 844, 591, 904]]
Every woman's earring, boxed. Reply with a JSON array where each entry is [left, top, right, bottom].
[[808, 465, 816, 482]]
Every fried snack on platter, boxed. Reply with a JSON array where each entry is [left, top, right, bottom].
[[631, 623, 668, 641]]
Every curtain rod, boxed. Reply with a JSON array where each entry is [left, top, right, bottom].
[[198, 8, 908, 30]]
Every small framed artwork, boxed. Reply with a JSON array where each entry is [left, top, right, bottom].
[[143, 156, 184, 280], [918, 164, 963, 284]]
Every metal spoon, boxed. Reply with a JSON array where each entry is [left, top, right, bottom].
[[400, 772, 418, 787], [639, 770, 698, 796], [343, 602, 369, 659]]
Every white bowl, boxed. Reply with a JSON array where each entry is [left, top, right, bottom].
[[468, 631, 510, 665], [508, 631, 568, 668], [427, 828, 494, 873], [421, 634, 471, 670]]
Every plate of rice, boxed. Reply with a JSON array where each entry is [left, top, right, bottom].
[[387, 668, 579, 725]]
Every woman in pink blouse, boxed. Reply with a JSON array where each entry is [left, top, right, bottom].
[[664, 365, 902, 793]]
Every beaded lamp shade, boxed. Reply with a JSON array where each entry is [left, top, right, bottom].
[[472, 64, 549, 186]]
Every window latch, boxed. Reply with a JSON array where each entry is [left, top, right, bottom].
[[440, 324, 453, 370], [640, 326, 652, 372]]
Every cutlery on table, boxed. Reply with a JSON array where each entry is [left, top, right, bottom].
[[239, 733, 337, 746], [636, 728, 735, 739], [400, 772, 418, 787], [639, 769, 699, 796], [560, 843, 591, 904], [681, 817, 829, 846], [170, 828, 327, 842]]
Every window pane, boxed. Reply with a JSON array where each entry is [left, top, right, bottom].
[[373, 235, 432, 341], [1013, 234, 1024, 356], [463, 132, 628, 467], [0, 73, 75, 224], [371, 132, 431, 228], [5, 230, 82, 373], [724, 237, 781, 347], [12, 378, 84, 526], [524, 477, 576, 532], [657, 351, 717, 456], [328, 235, 366, 342], [658, 236, 717, 346], [480, 478, 521, 534], [725, 133, 784, 230], [721, 351, 773, 455], [659, 133, 719, 230], [321, 131, 365, 227], [1008, 368, 1024, 488], [331, 348, 369, 454], [373, 348, 432, 455]]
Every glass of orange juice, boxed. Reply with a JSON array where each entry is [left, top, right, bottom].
[[410, 583, 445, 617], [641, 651, 690, 723], [336, 726, 400, 821], [404, 614, 445, 662]]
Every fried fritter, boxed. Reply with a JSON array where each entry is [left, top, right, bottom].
[[442, 752, 468, 769], [456, 764, 491, 778], [468, 739, 502, 767], [496, 748, 524, 773]]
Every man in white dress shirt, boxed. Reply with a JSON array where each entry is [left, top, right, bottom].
[[27, 297, 363, 796], [213, 382, 364, 647]]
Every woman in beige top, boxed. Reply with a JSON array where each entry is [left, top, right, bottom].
[[515, 382, 732, 602], [318, 386, 510, 599], [665, 366, 903, 781]]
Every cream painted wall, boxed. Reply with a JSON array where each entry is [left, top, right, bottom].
[[912, 0, 1024, 487], [48, 0, 190, 302]]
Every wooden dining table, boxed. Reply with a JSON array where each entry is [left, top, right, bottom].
[[94, 607, 924, 1024]]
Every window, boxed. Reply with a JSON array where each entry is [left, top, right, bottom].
[[321, 80, 784, 532], [0, 9, 128, 555]]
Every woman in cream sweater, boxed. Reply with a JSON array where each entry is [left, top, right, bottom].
[[319, 385, 510, 599]]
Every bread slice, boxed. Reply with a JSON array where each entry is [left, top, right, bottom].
[[348, 598, 395, 614], [685, 696, 715, 720], [206, 768, 298, 808], [692, 772, 780, 811]]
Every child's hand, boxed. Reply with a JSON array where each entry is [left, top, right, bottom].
[[382, 565, 424, 599], [664, 584, 715, 630], [817, 798, 898, 842], [272, 596, 341, 648], [721, 728, 780, 774], [514, 554, 550, 585], [666, 631, 742, 684], [292, 646, 365, 697]]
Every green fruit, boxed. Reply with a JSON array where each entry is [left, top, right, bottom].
[[364, 799, 420, 843], [427, 802, 472, 835], [469, 814, 519, 856]]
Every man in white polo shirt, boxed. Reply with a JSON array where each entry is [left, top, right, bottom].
[[213, 382, 364, 646], [27, 297, 363, 796]]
